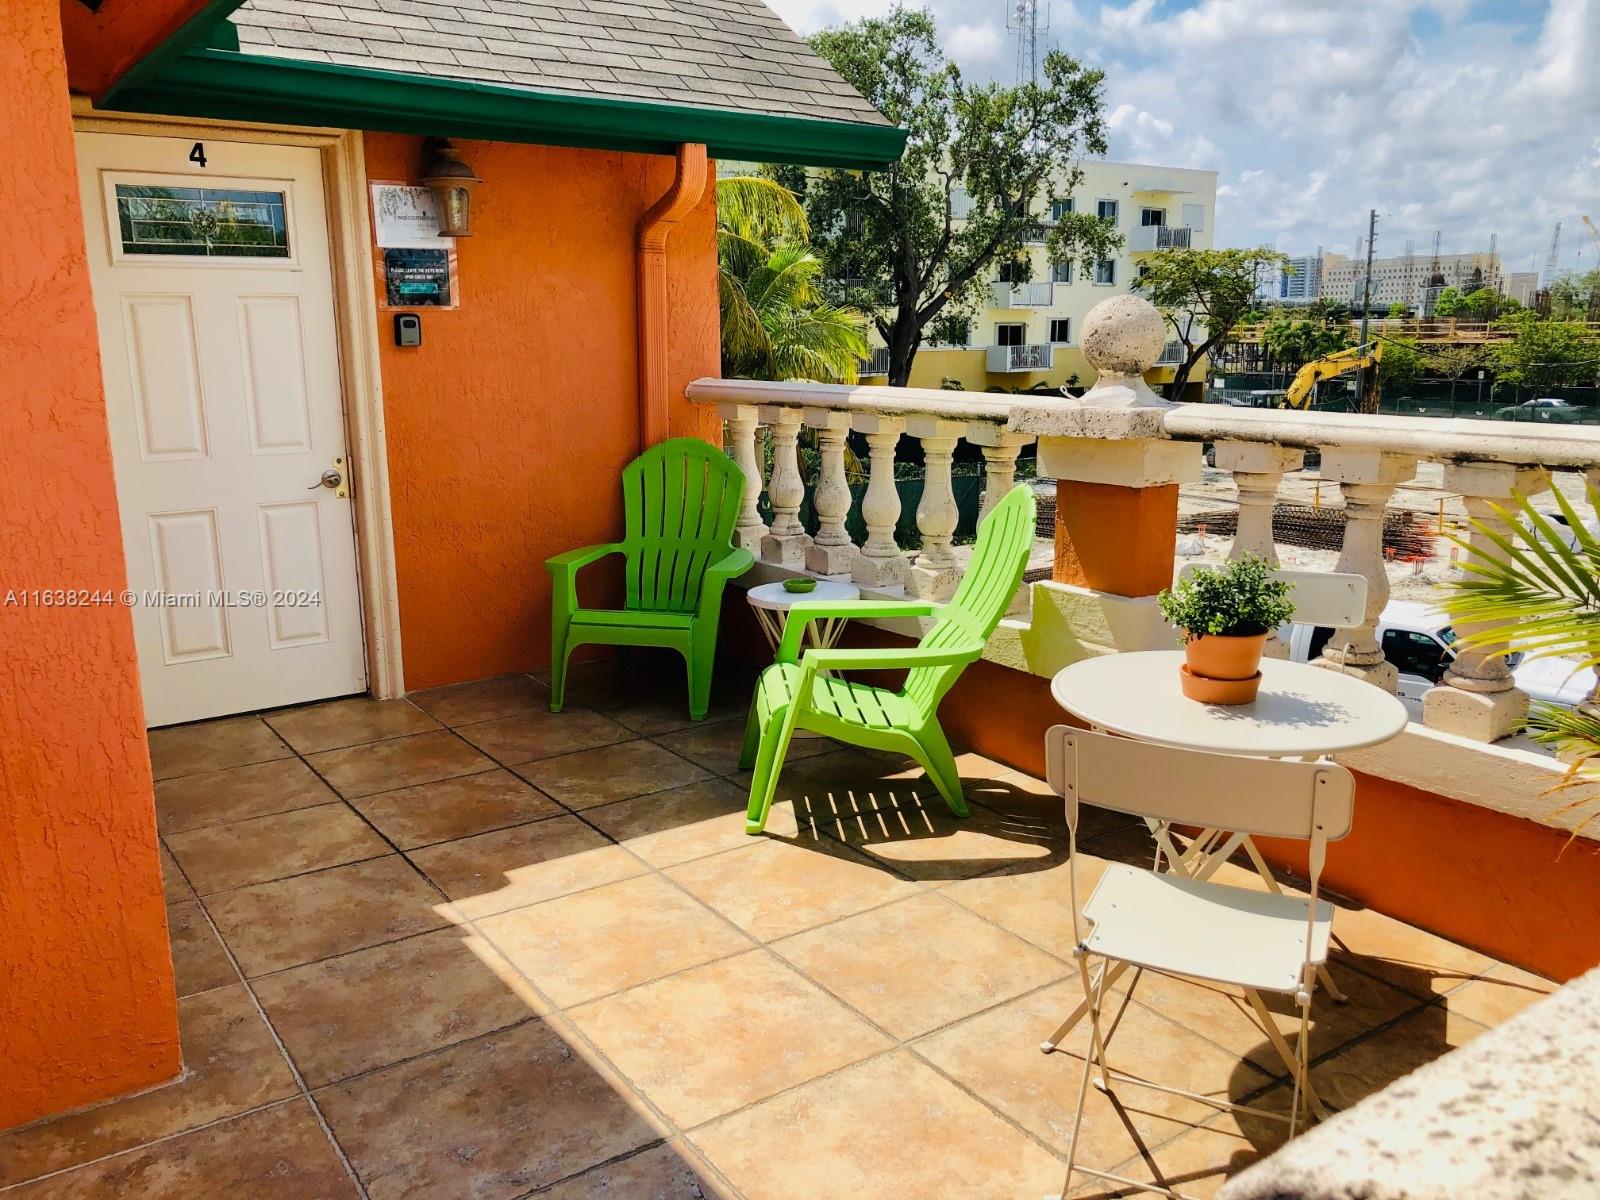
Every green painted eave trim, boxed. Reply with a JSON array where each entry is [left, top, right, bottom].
[[105, 47, 908, 169]]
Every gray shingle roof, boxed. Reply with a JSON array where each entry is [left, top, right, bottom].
[[229, 0, 890, 128]]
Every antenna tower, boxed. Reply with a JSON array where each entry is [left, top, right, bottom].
[[1007, 0, 1049, 84]]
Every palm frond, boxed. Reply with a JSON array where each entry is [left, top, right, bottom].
[[716, 176, 808, 244]]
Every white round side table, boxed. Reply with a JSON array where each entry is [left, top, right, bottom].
[[745, 579, 861, 654]]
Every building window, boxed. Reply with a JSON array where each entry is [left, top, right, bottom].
[[929, 314, 971, 347], [1096, 199, 1119, 222], [1140, 207, 1166, 227], [1049, 318, 1071, 343], [995, 322, 1026, 347], [1050, 197, 1074, 222], [1094, 259, 1117, 285], [1051, 261, 1073, 284], [997, 258, 1028, 283], [115, 184, 289, 258]]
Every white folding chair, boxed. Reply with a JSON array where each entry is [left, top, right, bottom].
[[1176, 563, 1367, 630], [1044, 725, 1355, 1200]]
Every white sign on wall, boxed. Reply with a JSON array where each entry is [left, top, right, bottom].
[[371, 184, 447, 249]]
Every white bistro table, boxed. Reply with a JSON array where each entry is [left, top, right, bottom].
[[1050, 651, 1410, 759], [745, 579, 861, 654], [1041, 649, 1408, 1050]]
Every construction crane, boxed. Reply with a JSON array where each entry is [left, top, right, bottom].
[[1584, 216, 1600, 258], [1545, 222, 1563, 286], [1283, 342, 1384, 410]]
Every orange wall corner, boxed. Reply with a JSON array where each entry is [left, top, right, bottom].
[[3, 0, 180, 1131], [366, 136, 719, 690]]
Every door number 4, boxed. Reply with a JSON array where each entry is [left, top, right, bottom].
[[189, 142, 208, 169]]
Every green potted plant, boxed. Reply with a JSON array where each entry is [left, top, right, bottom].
[[1158, 554, 1296, 704]]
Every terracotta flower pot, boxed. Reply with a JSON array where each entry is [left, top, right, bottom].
[[1181, 631, 1268, 704]]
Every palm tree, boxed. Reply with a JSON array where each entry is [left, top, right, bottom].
[[1441, 485, 1600, 836], [717, 176, 867, 384]]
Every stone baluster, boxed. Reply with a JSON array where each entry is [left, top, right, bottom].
[[721, 403, 768, 552], [804, 408, 856, 576], [1215, 442, 1304, 659], [1423, 463, 1549, 741], [971, 424, 1035, 522], [906, 417, 966, 600], [1215, 442, 1304, 565], [1314, 449, 1418, 691], [851, 413, 908, 589], [758, 406, 810, 565]]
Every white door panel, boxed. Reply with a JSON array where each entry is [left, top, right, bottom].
[[79, 132, 366, 726]]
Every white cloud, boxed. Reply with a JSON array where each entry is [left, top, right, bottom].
[[762, 0, 1600, 274], [946, 21, 1006, 68]]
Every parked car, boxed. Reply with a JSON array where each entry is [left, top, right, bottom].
[[1495, 397, 1587, 423], [1282, 599, 1595, 719]]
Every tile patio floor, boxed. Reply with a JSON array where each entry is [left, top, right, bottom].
[[3, 653, 1556, 1199]]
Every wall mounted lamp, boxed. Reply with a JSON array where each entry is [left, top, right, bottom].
[[421, 139, 482, 237]]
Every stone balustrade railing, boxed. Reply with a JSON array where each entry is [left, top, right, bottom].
[[688, 295, 1600, 747], [687, 378, 1034, 601]]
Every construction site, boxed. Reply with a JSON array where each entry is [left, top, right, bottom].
[[1219, 214, 1600, 417]]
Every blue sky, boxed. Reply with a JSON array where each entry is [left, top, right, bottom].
[[767, 0, 1600, 279]]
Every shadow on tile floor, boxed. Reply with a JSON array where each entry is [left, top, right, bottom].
[[6, 648, 1547, 1200]]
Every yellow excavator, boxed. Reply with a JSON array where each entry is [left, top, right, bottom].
[[1283, 341, 1383, 410]]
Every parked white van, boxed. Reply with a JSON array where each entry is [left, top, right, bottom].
[[1282, 599, 1595, 719]]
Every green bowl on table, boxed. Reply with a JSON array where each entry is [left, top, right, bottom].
[[782, 578, 818, 594]]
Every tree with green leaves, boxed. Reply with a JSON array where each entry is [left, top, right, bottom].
[[1425, 342, 1492, 405], [1378, 335, 1422, 394], [1261, 309, 1352, 366], [1549, 269, 1600, 321], [794, 7, 1120, 386], [716, 176, 867, 383], [1432, 286, 1466, 318], [1492, 312, 1600, 393], [1132, 247, 1288, 399]]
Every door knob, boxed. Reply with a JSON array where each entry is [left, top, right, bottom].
[[308, 457, 349, 498]]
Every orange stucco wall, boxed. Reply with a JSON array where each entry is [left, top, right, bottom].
[[2, 0, 180, 1130], [366, 135, 720, 690], [721, 599, 1600, 983]]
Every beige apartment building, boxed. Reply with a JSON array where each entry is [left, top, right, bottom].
[[861, 160, 1219, 393], [1318, 250, 1504, 310]]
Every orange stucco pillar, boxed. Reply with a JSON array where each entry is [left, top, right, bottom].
[[0, 0, 180, 1130], [1035, 429, 1201, 599], [1053, 480, 1181, 597]]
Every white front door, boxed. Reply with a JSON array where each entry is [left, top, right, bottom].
[[78, 132, 366, 727]]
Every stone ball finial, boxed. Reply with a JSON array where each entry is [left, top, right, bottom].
[[1080, 294, 1168, 376]]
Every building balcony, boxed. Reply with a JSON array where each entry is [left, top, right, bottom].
[[1129, 224, 1194, 252], [858, 346, 892, 376], [990, 280, 1055, 307], [12, 355, 1596, 1198], [986, 342, 1054, 372]]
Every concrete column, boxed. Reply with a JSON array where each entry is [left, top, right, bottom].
[[905, 416, 966, 600], [758, 405, 810, 565], [804, 407, 856, 576], [719, 402, 767, 552], [1036, 433, 1202, 597], [1314, 449, 1418, 691], [852, 413, 908, 589], [970, 425, 1034, 523], [1423, 464, 1548, 741], [1215, 441, 1305, 565]]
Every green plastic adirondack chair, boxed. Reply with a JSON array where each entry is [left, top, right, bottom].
[[547, 437, 753, 721], [740, 483, 1036, 833]]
